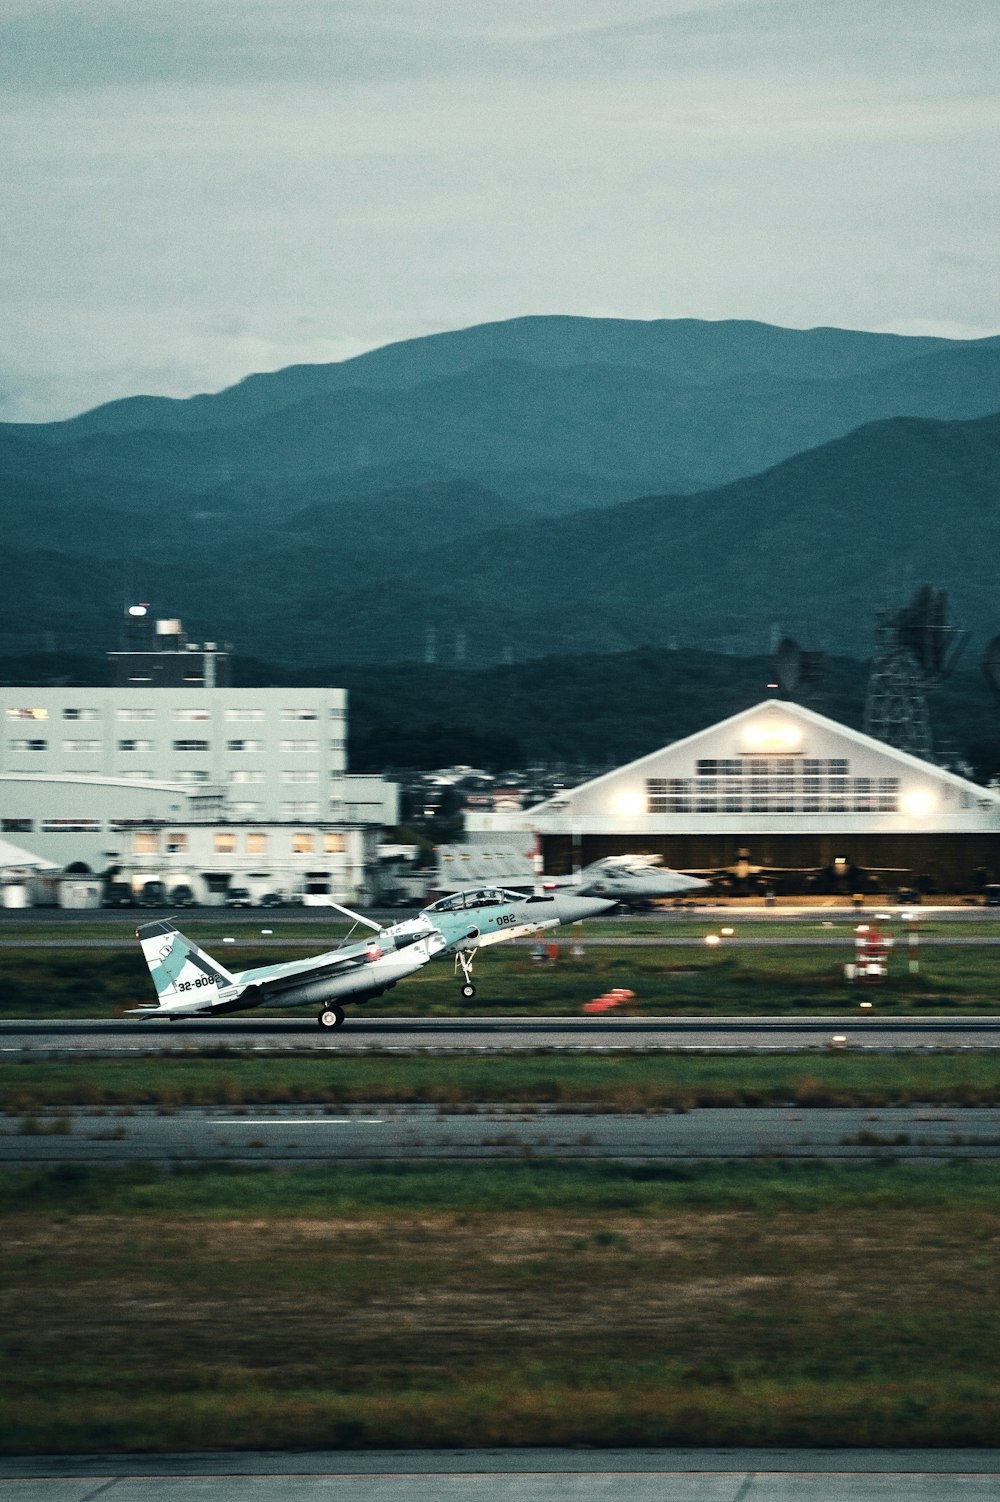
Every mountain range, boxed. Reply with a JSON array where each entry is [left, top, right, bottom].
[[2, 315, 999, 663]]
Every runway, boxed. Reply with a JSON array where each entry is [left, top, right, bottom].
[[3, 1101, 999, 1164], [3, 1449, 1000, 1501], [4, 1015, 1000, 1055]]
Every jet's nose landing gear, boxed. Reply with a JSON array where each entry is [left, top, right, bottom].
[[455, 948, 477, 1000], [318, 1005, 345, 1029]]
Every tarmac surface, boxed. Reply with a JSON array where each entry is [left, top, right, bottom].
[[3, 1450, 1000, 1500], [4, 1016, 1000, 1055], [3, 1102, 999, 1164]]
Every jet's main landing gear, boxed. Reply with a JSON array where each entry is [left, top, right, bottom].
[[317, 1005, 345, 1029], [455, 949, 476, 999]]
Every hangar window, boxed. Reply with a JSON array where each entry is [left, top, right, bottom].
[[291, 831, 315, 853], [175, 708, 211, 722], [174, 770, 210, 782], [280, 708, 318, 720], [225, 709, 265, 722], [9, 738, 47, 751], [117, 708, 156, 721], [2, 818, 34, 832], [214, 833, 236, 853], [323, 833, 345, 853], [133, 833, 157, 854], [166, 833, 188, 852], [118, 739, 153, 752], [280, 739, 319, 753], [62, 707, 100, 720], [227, 739, 262, 753], [246, 833, 267, 855], [229, 770, 265, 784], [174, 739, 209, 752], [64, 739, 102, 752], [877, 779, 899, 811], [42, 818, 101, 832], [282, 769, 319, 784], [230, 802, 262, 817], [6, 707, 48, 721]]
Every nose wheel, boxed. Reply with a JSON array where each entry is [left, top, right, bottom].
[[317, 1006, 345, 1029], [455, 948, 477, 999]]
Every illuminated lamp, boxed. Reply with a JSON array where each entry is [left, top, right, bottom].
[[740, 720, 802, 753], [901, 788, 937, 819], [615, 791, 645, 818]]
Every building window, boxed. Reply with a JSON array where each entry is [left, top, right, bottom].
[[5, 707, 48, 721], [62, 707, 100, 721], [117, 708, 156, 721], [175, 708, 211, 721], [173, 769, 210, 782], [133, 832, 157, 854], [280, 740, 318, 753], [121, 769, 155, 779], [227, 739, 263, 753], [173, 739, 209, 752], [118, 739, 154, 752], [166, 833, 188, 852], [230, 802, 263, 817], [292, 832, 315, 853], [281, 708, 318, 720], [323, 833, 345, 853], [246, 832, 267, 855], [214, 833, 236, 853], [283, 803, 319, 819], [225, 708, 265, 722], [63, 739, 102, 752], [1, 818, 34, 832], [9, 739, 47, 751], [281, 769, 319, 784], [42, 818, 101, 833], [229, 769, 265, 784]]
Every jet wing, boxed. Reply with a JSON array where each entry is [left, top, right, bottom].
[[234, 940, 379, 994]]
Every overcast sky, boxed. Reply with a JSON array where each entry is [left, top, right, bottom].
[[1, 0, 997, 420]]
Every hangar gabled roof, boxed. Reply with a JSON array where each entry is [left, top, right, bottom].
[[523, 699, 1000, 830]]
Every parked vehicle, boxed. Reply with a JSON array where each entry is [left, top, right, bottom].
[[136, 880, 168, 908], [224, 886, 253, 908]]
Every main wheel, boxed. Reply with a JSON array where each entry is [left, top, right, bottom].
[[461, 983, 476, 999], [317, 1006, 345, 1029]]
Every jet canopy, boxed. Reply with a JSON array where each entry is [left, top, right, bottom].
[[425, 887, 528, 913]]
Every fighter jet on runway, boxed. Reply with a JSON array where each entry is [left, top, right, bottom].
[[436, 850, 708, 909], [132, 886, 614, 1028]]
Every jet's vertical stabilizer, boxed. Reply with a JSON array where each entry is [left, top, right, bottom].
[[135, 920, 237, 1010]]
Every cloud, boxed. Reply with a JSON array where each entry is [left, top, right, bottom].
[[0, 0, 997, 419]]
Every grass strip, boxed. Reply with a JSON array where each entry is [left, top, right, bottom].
[[4, 1051, 1000, 1113], [2, 1162, 998, 1452], [3, 938, 1000, 1016], [3, 1158, 1000, 1214]]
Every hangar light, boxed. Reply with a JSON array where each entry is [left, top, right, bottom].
[[740, 719, 802, 752], [901, 788, 937, 819], [615, 790, 645, 818]]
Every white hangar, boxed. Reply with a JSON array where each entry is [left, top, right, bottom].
[[466, 700, 1000, 893]]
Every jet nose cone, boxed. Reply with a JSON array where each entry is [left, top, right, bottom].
[[554, 893, 617, 924]]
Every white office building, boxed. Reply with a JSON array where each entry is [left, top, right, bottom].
[[0, 685, 348, 821]]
